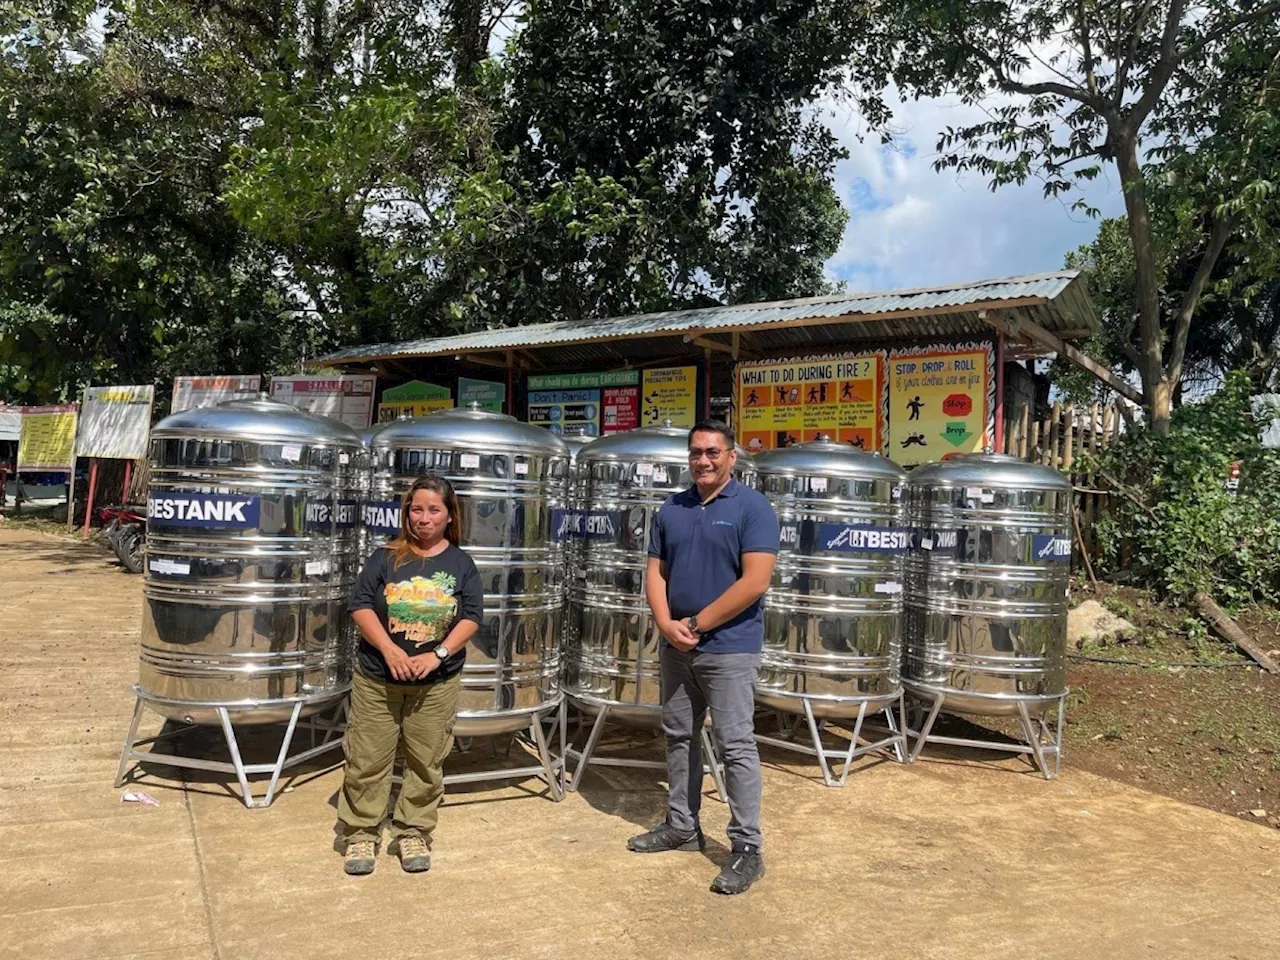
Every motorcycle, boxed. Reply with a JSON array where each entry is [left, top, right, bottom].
[[99, 505, 146, 574]]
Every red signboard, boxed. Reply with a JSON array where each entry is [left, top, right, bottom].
[[602, 386, 639, 434], [942, 393, 973, 417]]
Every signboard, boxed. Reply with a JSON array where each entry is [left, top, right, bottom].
[[78, 385, 155, 460], [526, 370, 641, 437], [17, 405, 78, 472], [735, 352, 887, 454], [642, 366, 697, 428], [270, 374, 376, 430], [377, 380, 452, 422], [0, 405, 20, 442], [171, 375, 261, 413], [458, 377, 505, 413], [888, 342, 994, 466]]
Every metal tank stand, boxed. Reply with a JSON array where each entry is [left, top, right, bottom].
[[114, 687, 348, 808], [905, 692, 1066, 780], [441, 699, 567, 801], [565, 703, 727, 802], [754, 692, 909, 788]]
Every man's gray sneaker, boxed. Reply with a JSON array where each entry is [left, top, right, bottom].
[[710, 844, 764, 894], [626, 822, 706, 853]]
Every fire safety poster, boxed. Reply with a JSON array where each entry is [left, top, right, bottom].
[[887, 342, 994, 466], [734, 352, 886, 454]]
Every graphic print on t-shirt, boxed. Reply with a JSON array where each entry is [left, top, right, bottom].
[[384, 572, 458, 647]]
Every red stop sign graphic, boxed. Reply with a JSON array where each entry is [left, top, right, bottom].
[[942, 393, 972, 417]]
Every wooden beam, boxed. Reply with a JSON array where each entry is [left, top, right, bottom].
[[731, 332, 740, 361], [462, 353, 511, 369], [982, 311, 1144, 406], [683, 334, 736, 356]]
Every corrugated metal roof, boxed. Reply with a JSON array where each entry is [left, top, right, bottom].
[[315, 270, 1095, 366]]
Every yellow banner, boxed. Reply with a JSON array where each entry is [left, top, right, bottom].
[[735, 353, 886, 454], [887, 343, 994, 466], [17, 405, 79, 471], [376, 398, 452, 423], [642, 366, 697, 428]]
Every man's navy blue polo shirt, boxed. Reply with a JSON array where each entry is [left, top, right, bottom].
[[646, 477, 780, 654]]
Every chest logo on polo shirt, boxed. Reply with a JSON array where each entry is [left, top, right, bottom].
[[384, 573, 458, 647]]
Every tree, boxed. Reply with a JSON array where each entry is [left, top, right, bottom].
[[881, 1, 1280, 434]]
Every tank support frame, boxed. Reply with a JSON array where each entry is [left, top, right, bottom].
[[754, 691, 909, 787], [905, 690, 1066, 780], [114, 688, 348, 808], [437, 699, 567, 801], [565, 702, 727, 802]]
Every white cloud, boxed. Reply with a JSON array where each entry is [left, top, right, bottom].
[[821, 87, 1125, 292]]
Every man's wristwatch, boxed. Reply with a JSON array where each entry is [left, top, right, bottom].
[[433, 644, 451, 661], [685, 615, 700, 635]]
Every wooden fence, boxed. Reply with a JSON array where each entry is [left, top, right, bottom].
[[1002, 401, 1128, 569]]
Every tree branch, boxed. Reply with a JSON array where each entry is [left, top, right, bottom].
[[1179, 1, 1280, 66], [1114, 0, 1155, 104], [1126, 0, 1185, 128], [1077, 0, 1099, 99], [1165, 212, 1238, 386], [974, 46, 1104, 110]]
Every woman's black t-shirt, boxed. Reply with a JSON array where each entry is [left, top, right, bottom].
[[348, 543, 484, 685]]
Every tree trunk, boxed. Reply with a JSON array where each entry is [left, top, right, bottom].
[[1112, 133, 1170, 435]]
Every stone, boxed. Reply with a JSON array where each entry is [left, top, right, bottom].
[[1069, 600, 1139, 650]]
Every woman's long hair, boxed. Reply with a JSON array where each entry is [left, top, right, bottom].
[[386, 474, 463, 569]]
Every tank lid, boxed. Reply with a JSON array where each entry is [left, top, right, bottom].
[[152, 397, 362, 444], [371, 406, 568, 455], [907, 452, 1072, 491], [579, 423, 754, 466], [753, 440, 906, 481]]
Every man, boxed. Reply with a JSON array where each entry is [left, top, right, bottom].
[[627, 419, 779, 895]]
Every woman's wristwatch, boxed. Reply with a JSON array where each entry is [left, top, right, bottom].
[[433, 644, 451, 661]]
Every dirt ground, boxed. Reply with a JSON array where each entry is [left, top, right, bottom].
[[1, 526, 1278, 960]]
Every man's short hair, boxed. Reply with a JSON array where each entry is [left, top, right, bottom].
[[688, 419, 734, 448]]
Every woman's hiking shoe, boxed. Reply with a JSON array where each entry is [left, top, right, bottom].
[[397, 835, 431, 873], [343, 840, 377, 876]]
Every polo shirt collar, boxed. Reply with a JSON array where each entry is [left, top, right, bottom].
[[689, 477, 739, 503]]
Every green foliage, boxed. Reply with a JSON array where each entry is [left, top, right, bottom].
[[1092, 372, 1280, 605]]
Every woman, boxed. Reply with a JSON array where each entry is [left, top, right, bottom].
[[338, 474, 483, 876]]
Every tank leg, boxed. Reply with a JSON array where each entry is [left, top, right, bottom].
[[557, 698, 568, 797], [836, 700, 870, 786], [114, 695, 147, 788], [529, 709, 563, 802], [908, 692, 945, 763], [259, 701, 304, 807], [569, 704, 611, 792], [701, 726, 727, 803], [801, 699, 838, 787], [217, 707, 257, 808], [887, 692, 909, 764]]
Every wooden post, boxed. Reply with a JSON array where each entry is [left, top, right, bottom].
[[1018, 402, 1030, 459], [994, 333, 1005, 454], [1062, 404, 1075, 474], [1085, 403, 1098, 561], [120, 460, 133, 508], [1030, 418, 1042, 464], [1047, 401, 1062, 468], [81, 459, 99, 537]]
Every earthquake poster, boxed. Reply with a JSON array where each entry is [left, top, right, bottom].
[[270, 374, 377, 429], [735, 352, 887, 454], [78, 385, 155, 460], [171, 375, 262, 413], [377, 380, 453, 422], [17, 404, 79, 472], [526, 370, 640, 438], [641, 366, 697, 428], [887, 342, 994, 466]]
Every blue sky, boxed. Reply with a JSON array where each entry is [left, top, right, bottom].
[[820, 88, 1127, 292]]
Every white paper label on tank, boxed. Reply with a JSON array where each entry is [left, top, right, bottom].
[[981, 492, 996, 504], [921, 538, 934, 551], [149, 559, 190, 576], [891, 484, 903, 500], [874, 582, 903, 594], [460, 453, 480, 468], [305, 560, 330, 576], [515, 460, 529, 475], [338, 453, 350, 465], [810, 477, 828, 492], [635, 462, 654, 477], [281, 444, 302, 462], [965, 486, 983, 499], [652, 466, 668, 483]]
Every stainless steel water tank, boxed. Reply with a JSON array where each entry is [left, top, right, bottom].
[[364, 408, 569, 736], [561, 438, 592, 680], [753, 441, 907, 718], [566, 424, 756, 725], [141, 397, 364, 723], [904, 453, 1072, 715]]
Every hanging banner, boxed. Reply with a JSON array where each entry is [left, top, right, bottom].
[[0, 405, 20, 442], [17, 404, 79, 472], [735, 352, 887, 454], [888, 341, 994, 466], [458, 377, 505, 413], [172, 375, 261, 413], [642, 366, 697, 428], [78, 385, 155, 460], [526, 370, 640, 437], [270, 374, 376, 429], [376, 380, 452, 422]]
